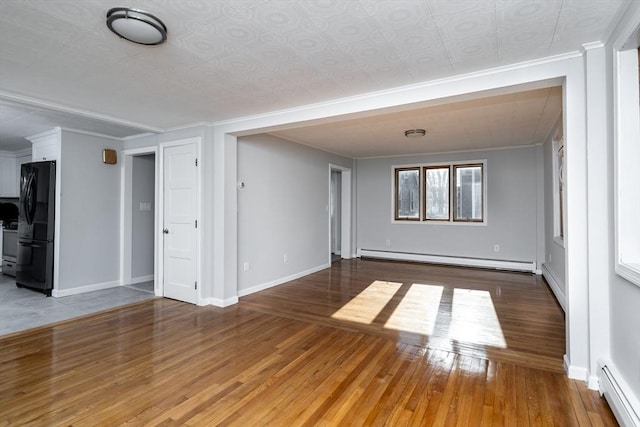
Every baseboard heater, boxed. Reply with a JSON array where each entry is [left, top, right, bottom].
[[359, 249, 537, 273], [599, 363, 640, 427]]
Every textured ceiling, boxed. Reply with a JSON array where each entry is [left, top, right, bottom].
[[272, 86, 562, 158], [0, 0, 629, 155]]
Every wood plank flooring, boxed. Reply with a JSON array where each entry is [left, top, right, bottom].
[[0, 259, 617, 426]]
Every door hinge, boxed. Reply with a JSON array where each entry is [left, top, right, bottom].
[[195, 281, 197, 290], [195, 219, 198, 228], [195, 158, 198, 166]]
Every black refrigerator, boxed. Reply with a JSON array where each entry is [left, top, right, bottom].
[[17, 161, 56, 296]]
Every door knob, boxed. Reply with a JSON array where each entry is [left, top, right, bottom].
[[163, 228, 169, 234]]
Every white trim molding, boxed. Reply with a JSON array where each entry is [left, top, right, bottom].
[[52, 280, 121, 298], [564, 355, 589, 382], [201, 297, 239, 307], [541, 264, 566, 311], [129, 275, 154, 285], [360, 249, 536, 273], [599, 361, 640, 427], [238, 263, 330, 298]]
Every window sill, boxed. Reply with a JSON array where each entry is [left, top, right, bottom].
[[616, 262, 640, 288], [392, 219, 487, 227]]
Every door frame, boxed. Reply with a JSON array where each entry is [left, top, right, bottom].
[[158, 137, 202, 303], [328, 164, 352, 264], [120, 147, 159, 295]]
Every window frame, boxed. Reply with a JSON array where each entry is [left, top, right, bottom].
[[552, 136, 566, 247], [394, 166, 421, 221], [452, 163, 485, 223], [423, 165, 451, 222], [613, 43, 640, 287], [392, 159, 487, 225]]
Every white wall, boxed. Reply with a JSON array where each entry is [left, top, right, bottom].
[[57, 130, 122, 291], [131, 154, 154, 280], [237, 134, 351, 294], [603, 0, 640, 411], [542, 120, 566, 305], [356, 146, 541, 265]]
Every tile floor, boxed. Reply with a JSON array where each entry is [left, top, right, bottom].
[[0, 274, 156, 336]]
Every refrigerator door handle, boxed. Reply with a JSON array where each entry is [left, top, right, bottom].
[[23, 172, 35, 225]]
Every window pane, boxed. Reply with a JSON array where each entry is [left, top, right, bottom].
[[425, 167, 449, 220], [396, 168, 419, 220], [455, 165, 483, 221]]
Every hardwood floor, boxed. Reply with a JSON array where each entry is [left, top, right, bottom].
[[0, 259, 617, 426]]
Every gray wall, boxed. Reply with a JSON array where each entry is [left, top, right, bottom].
[[131, 154, 155, 280], [58, 130, 122, 290], [237, 134, 351, 293], [356, 146, 541, 264]]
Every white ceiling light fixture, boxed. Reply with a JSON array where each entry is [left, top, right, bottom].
[[404, 129, 427, 138], [106, 7, 167, 46]]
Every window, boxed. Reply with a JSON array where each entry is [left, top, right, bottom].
[[394, 167, 419, 220], [553, 137, 565, 244], [454, 164, 483, 222], [614, 44, 640, 286], [394, 161, 486, 224], [424, 166, 449, 220]]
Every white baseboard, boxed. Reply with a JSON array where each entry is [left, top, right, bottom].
[[359, 249, 536, 273], [564, 354, 589, 382], [588, 375, 600, 391], [200, 296, 239, 307], [238, 263, 330, 298], [128, 274, 154, 285], [541, 264, 566, 311], [52, 280, 121, 297], [599, 361, 640, 427]]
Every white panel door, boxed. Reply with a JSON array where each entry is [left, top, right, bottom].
[[163, 142, 198, 304]]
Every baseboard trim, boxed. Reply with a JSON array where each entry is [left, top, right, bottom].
[[599, 361, 640, 427], [588, 375, 600, 391], [128, 274, 154, 285], [541, 264, 566, 311], [564, 355, 589, 382], [238, 263, 330, 297], [201, 296, 239, 307], [52, 280, 121, 297], [359, 249, 536, 273]]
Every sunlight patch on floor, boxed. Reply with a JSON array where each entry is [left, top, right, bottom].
[[331, 280, 401, 324], [383, 284, 443, 336], [449, 289, 506, 348]]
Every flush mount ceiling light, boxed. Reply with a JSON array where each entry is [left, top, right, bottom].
[[404, 129, 427, 138], [106, 7, 167, 45]]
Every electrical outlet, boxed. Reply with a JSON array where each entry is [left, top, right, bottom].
[[283, 253, 288, 263], [243, 262, 249, 272], [494, 244, 500, 252], [386, 239, 391, 246]]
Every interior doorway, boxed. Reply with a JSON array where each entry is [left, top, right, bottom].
[[329, 164, 352, 264], [330, 170, 341, 262], [121, 148, 158, 295]]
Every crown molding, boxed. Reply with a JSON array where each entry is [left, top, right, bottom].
[[0, 91, 164, 134], [212, 50, 580, 134]]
